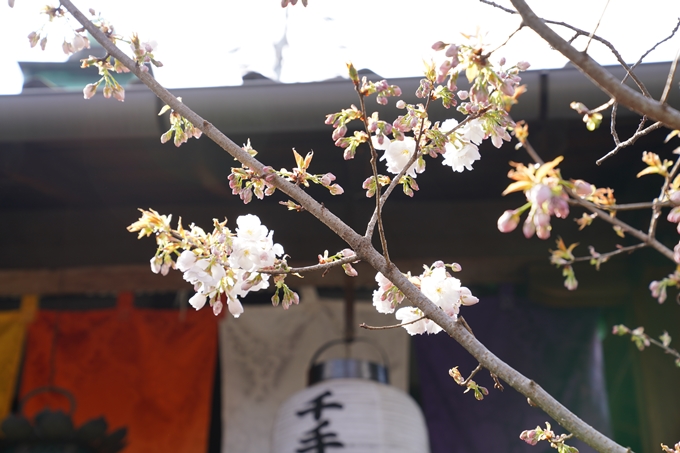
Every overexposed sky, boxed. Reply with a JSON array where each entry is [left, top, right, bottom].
[[0, 0, 679, 94]]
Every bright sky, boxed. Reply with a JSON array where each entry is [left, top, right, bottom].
[[0, 0, 678, 94]]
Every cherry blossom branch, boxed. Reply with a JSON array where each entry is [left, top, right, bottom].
[[508, 0, 680, 135], [59, 2, 631, 451], [261, 255, 359, 275], [519, 130, 675, 263], [359, 314, 427, 331], [565, 186, 675, 262], [365, 111, 477, 238], [613, 325, 680, 364]]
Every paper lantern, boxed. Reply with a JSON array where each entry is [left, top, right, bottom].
[[272, 341, 429, 452]]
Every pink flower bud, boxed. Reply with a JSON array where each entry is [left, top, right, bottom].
[[671, 191, 680, 204], [103, 85, 112, 98], [112, 86, 125, 102], [28, 31, 39, 47], [527, 183, 552, 206], [341, 249, 356, 258], [431, 41, 447, 51], [332, 125, 347, 140], [329, 184, 344, 195], [320, 173, 335, 186], [572, 179, 594, 197], [499, 57, 506, 66], [523, 217, 535, 239], [536, 225, 551, 240], [668, 206, 680, 223], [497, 210, 519, 233], [396, 100, 406, 109], [517, 61, 531, 71], [72, 34, 89, 52], [549, 196, 569, 219], [213, 300, 223, 316], [62, 40, 74, 55], [445, 44, 459, 58], [343, 263, 358, 277], [83, 83, 98, 99], [520, 430, 538, 446], [457, 90, 469, 100], [150, 256, 162, 274], [674, 242, 680, 264]]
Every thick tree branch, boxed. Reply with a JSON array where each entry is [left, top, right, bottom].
[[59, 1, 631, 452], [509, 0, 680, 138]]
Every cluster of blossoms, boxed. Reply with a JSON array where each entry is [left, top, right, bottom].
[[229, 145, 343, 205], [662, 442, 680, 453], [372, 262, 478, 335], [325, 39, 528, 199], [25, 6, 161, 103], [158, 98, 203, 146], [128, 210, 297, 317], [519, 422, 578, 453], [449, 366, 489, 401], [317, 249, 359, 277], [497, 156, 570, 240]]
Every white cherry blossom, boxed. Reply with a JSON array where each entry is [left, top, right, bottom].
[[373, 136, 420, 178]]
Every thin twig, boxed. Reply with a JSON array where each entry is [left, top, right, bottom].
[[509, 114, 543, 164], [359, 315, 427, 331], [565, 178, 674, 262], [461, 363, 484, 386], [597, 121, 663, 165], [569, 243, 647, 263], [261, 255, 359, 275], [567, 199, 673, 211], [584, 0, 611, 53], [357, 92, 391, 266], [484, 24, 525, 58], [610, 102, 621, 146], [661, 47, 680, 105]]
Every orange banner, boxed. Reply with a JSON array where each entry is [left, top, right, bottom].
[[20, 292, 218, 453]]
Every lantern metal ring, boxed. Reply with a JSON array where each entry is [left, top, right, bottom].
[[307, 337, 390, 385]]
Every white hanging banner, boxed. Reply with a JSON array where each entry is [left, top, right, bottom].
[[218, 286, 409, 453]]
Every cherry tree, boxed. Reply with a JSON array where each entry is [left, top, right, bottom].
[[11, 0, 680, 452]]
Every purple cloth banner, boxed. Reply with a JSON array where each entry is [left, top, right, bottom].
[[414, 286, 611, 453]]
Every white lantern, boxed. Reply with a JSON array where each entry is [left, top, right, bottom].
[[272, 340, 430, 453]]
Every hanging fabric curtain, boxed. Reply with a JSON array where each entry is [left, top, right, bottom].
[[414, 288, 611, 453], [0, 295, 37, 421], [20, 292, 218, 453]]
